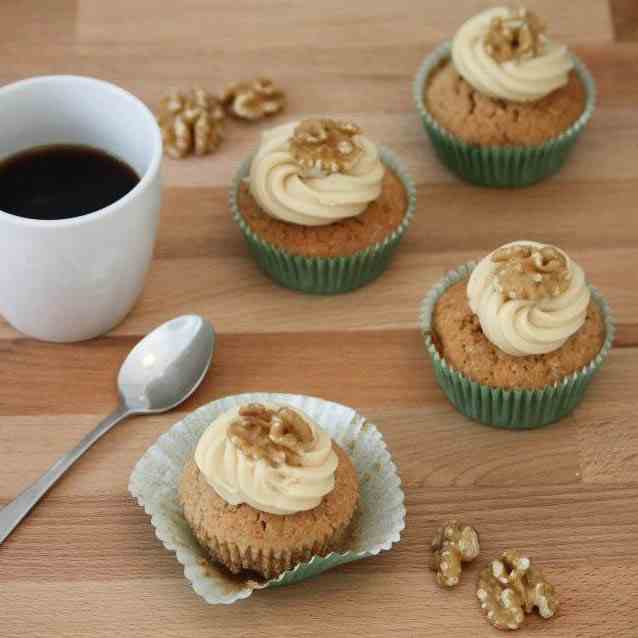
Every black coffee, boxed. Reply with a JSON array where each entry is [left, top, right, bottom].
[[0, 144, 140, 220]]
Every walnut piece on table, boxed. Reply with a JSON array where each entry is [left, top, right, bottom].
[[157, 88, 224, 159], [431, 520, 480, 588], [477, 549, 559, 631], [221, 78, 286, 121]]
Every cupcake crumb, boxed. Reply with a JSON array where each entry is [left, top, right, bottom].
[[432, 280, 605, 389], [180, 442, 359, 580], [237, 169, 407, 257], [425, 61, 586, 146]]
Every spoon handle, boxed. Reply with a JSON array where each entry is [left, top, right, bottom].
[[0, 403, 131, 545]]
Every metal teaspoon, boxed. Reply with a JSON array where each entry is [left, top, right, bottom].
[[0, 314, 215, 544]]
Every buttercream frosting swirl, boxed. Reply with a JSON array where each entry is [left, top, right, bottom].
[[467, 241, 590, 356], [451, 7, 573, 102], [194, 403, 338, 515], [249, 121, 385, 226]]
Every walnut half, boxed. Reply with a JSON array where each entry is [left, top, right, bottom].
[[431, 521, 480, 587], [221, 78, 286, 121], [290, 118, 363, 176], [157, 88, 224, 159], [492, 244, 571, 302], [228, 403, 315, 467], [477, 550, 559, 631], [484, 9, 546, 63]]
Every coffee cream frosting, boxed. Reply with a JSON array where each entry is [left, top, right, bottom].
[[194, 404, 338, 515], [249, 122, 385, 226], [467, 241, 590, 357], [451, 7, 573, 102]]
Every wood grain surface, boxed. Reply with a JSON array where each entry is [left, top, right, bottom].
[[1, 1, 637, 636]]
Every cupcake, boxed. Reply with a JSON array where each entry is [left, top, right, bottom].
[[420, 241, 614, 428], [131, 392, 405, 602], [230, 118, 416, 293], [414, 7, 595, 187], [179, 402, 359, 579]]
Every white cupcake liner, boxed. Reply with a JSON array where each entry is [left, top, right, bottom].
[[129, 393, 406, 604]]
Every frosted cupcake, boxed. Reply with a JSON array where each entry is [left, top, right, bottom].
[[230, 118, 416, 293], [179, 402, 359, 579], [414, 7, 595, 187], [420, 242, 614, 428]]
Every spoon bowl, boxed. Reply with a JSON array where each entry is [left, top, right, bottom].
[[119, 315, 215, 413]]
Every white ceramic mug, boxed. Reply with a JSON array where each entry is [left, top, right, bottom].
[[0, 75, 162, 342]]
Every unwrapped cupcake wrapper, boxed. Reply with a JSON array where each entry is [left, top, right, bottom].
[[229, 147, 416, 294], [413, 42, 596, 188], [129, 393, 406, 604], [419, 263, 615, 429]]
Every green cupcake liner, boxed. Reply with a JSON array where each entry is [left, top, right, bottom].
[[413, 42, 596, 188], [229, 147, 416, 294], [419, 263, 615, 429]]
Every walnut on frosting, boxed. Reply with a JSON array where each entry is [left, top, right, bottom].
[[221, 78, 286, 121], [491, 244, 571, 301], [290, 118, 363, 176], [484, 9, 546, 63], [228, 403, 315, 467]]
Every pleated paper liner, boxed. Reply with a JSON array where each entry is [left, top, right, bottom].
[[129, 393, 406, 604], [413, 42, 596, 188], [229, 147, 416, 294], [419, 263, 615, 429]]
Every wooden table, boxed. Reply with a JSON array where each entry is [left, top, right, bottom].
[[2, 1, 637, 635]]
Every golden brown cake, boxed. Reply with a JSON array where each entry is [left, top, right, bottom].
[[432, 279, 605, 389], [240, 118, 409, 259], [425, 61, 586, 146], [421, 241, 611, 428], [238, 168, 407, 258], [179, 402, 359, 580], [422, 7, 587, 148], [180, 444, 358, 579]]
